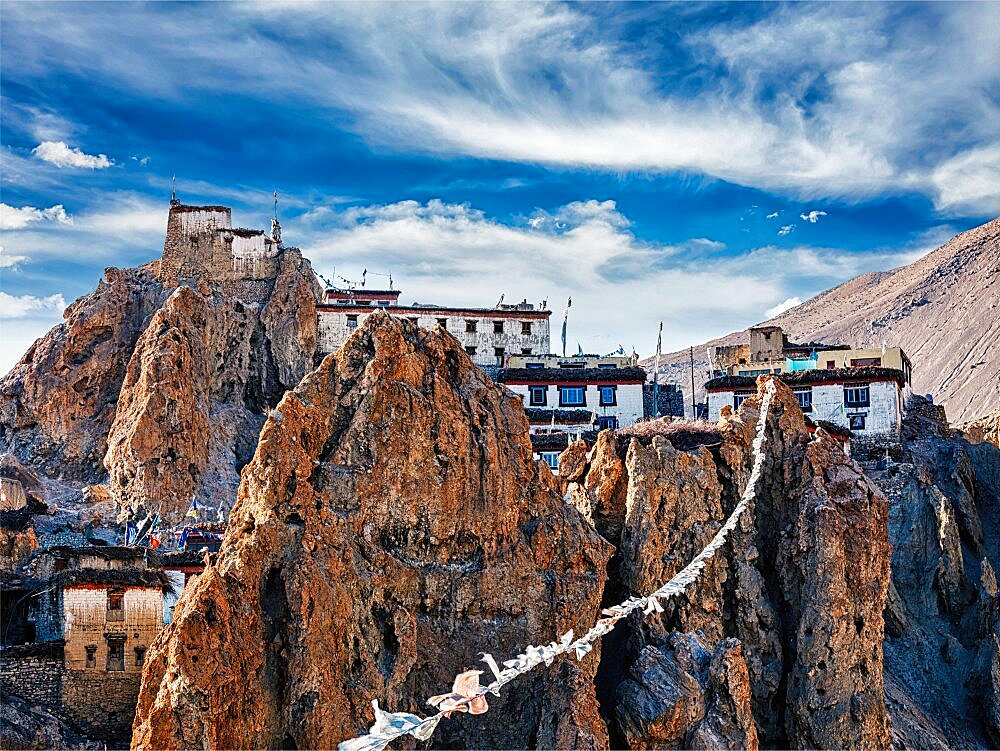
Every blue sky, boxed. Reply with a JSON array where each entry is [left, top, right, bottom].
[[2, 1, 998, 375]]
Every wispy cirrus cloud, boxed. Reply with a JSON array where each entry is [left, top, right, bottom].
[[32, 141, 113, 169], [1, 2, 997, 213], [0, 247, 30, 269]]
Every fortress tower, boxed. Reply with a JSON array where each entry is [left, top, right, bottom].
[[159, 193, 285, 302]]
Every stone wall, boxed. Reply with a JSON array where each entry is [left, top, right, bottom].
[[0, 650, 63, 708], [643, 382, 685, 418], [61, 670, 142, 741], [160, 204, 283, 294]]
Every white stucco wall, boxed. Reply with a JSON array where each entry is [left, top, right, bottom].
[[317, 309, 551, 370], [176, 208, 231, 235], [708, 379, 901, 436], [506, 382, 644, 428]]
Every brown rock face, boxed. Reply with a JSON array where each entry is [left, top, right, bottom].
[[565, 378, 891, 749], [132, 313, 612, 750], [0, 250, 321, 521]]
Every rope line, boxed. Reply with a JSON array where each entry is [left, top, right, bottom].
[[339, 380, 777, 751]]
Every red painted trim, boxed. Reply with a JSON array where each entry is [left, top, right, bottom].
[[706, 377, 901, 392], [317, 304, 550, 319], [63, 584, 160, 591], [507, 380, 643, 387]]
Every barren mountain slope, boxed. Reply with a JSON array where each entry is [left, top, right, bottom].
[[646, 218, 1000, 423]]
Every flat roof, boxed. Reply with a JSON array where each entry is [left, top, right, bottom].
[[499, 366, 647, 384], [318, 303, 551, 318]]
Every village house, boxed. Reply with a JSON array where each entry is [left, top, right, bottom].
[[497, 354, 647, 471], [712, 324, 913, 382], [706, 367, 907, 456], [1, 546, 171, 741], [317, 287, 552, 378]]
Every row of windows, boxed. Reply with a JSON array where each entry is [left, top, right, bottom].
[[464, 346, 533, 359], [84, 641, 145, 671], [733, 385, 871, 411], [528, 385, 617, 407], [343, 314, 534, 335]]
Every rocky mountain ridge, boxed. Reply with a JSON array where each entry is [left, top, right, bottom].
[[0, 252, 321, 522]]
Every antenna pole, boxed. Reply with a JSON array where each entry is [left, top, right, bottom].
[[689, 346, 696, 419]]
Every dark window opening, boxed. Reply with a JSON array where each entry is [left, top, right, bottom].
[[526, 362, 543, 369], [346, 314, 358, 330], [493, 320, 504, 333], [844, 385, 870, 408], [106, 639, 125, 672], [134, 646, 146, 669], [521, 321, 532, 334], [465, 345, 477, 356], [850, 357, 881, 368], [599, 385, 617, 406], [794, 389, 813, 412], [437, 318, 447, 328], [849, 413, 867, 431], [734, 391, 753, 409], [466, 320, 477, 333], [596, 416, 619, 431], [107, 590, 124, 622], [529, 386, 547, 406], [85, 644, 97, 669], [521, 348, 533, 355], [494, 347, 505, 365], [826, 360, 836, 369]]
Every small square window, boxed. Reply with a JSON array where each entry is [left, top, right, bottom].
[[599, 386, 616, 406], [346, 314, 358, 330], [560, 387, 586, 406], [493, 321, 504, 334], [521, 348, 532, 355], [437, 318, 447, 328], [529, 386, 547, 406], [734, 391, 753, 409], [134, 646, 146, 669], [465, 345, 477, 356], [849, 413, 867, 431], [540, 452, 560, 470], [826, 360, 836, 369], [596, 416, 619, 431], [521, 321, 532, 334], [466, 320, 478, 333], [85, 644, 97, 669], [794, 389, 812, 412]]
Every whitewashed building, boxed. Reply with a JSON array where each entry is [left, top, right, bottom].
[[499, 354, 646, 445], [705, 368, 907, 454], [317, 288, 550, 377]]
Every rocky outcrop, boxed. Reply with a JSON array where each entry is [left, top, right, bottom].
[[871, 417, 1000, 749], [0, 249, 321, 522], [565, 378, 891, 749], [132, 313, 612, 750], [616, 633, 757, 751], [0, 691, 100, 750]]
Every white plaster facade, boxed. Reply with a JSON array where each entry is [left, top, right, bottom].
[[62, 586, 163, 672], [317, 305, 550, 374], [708, 377, 903, 438], [506, 382, 645, 431], [175, 207, 231, 235]]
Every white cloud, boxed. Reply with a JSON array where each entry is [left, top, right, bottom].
[[0, 203, 72, 230], [799, 210, 828, 223], [766, 212, 780, 219], [0, 291, 65, 319], [32, 141, 113, 169], [778, 225, 795, 236], [0, 247, 29, 269], [289, 198, 945, 357], [1, 3, 997, 212], [765, 296, 802, 318], [930, 144, 1000, 215]]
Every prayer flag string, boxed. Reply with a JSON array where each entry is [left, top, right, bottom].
[[339, 380, 777, 751]]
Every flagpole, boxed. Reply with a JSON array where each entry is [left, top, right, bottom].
[[653, 322, 662, 417], [561, 297, 571, 358]]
